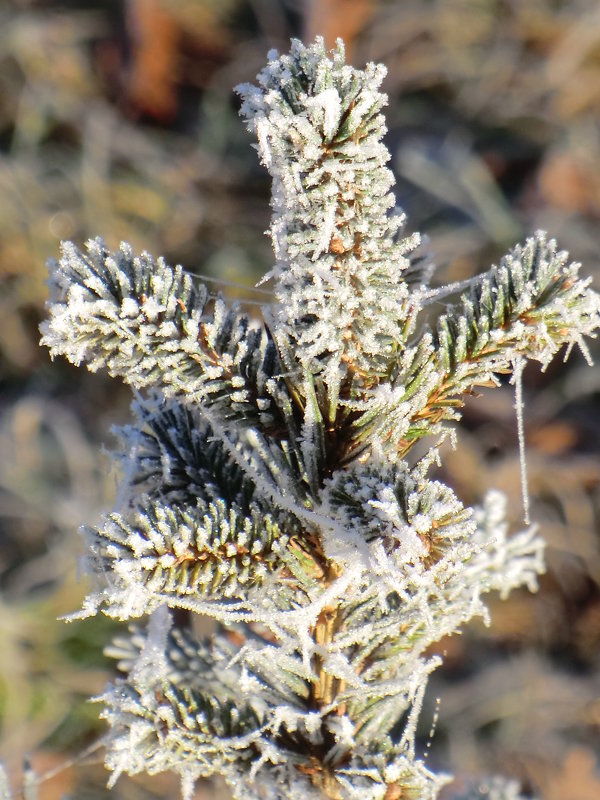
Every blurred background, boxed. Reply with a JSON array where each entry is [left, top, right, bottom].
[[1, 0, 600, 797]]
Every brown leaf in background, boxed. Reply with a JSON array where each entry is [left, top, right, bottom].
[[546, 6, 600, 119], [538, 150, 600, 217], [528, 421, 579, 456], [303, 0, 375, 55], [126, 0, 179, 120], [531, 747, 600, 800]]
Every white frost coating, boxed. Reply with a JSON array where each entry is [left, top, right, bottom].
[[142, 296, 164, 321], [312, 200, 337, 260], [305, 87, 342, 140], [120, 297, 140, 318], [237, 37, 424, 390]]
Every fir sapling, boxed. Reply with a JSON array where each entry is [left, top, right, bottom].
[[40, 37, 600, 800]]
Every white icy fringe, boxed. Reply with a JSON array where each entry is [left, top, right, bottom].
[[76, 454, 544, 656]]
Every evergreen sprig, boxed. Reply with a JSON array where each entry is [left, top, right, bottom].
[[237, 38, 424, 395], [346, 231, 600, 461], [41, 36, 600, 800], [82, 495, 289, 617], [41, 238, 291, 432]]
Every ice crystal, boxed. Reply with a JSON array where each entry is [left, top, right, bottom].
[[41, 36, 599, 800]]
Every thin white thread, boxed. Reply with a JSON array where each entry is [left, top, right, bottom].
[[424, 697, 441, 760], [420, 274, 482, 305], [181, 268, 278, 311], [10, 737, 107, 798], [512, 357, 530, 525], [181, 268, 274, 296]]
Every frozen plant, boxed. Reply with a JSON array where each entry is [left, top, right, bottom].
[[41, 37, 600, 800]]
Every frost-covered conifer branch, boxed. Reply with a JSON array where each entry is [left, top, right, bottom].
[[237, 38, 425, 403], [40, 240, 333, 503], [40, 239, 296, 435], [41, 36, 599, 800], [345, 231, 600, 460], [81, 495, 291, 618]]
